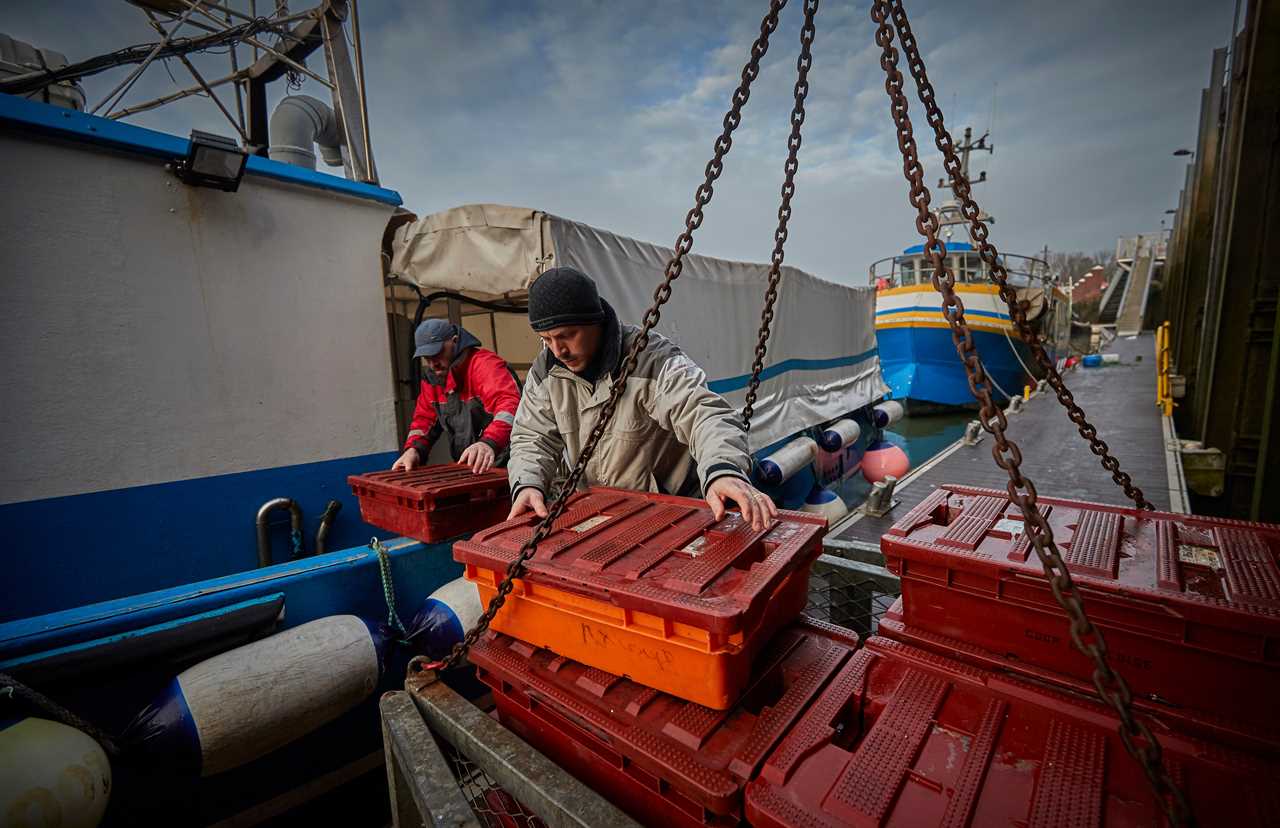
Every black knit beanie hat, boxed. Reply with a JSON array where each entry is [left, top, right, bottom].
[[528, 267, 607, 332]]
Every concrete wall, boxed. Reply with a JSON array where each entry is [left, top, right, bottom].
[[0, 131, 399, 506]]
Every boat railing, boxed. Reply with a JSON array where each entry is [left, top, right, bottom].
[[868, 251, 1058, 292]]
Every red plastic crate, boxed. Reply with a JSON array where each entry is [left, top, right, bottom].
[[877, 597, 1280, 755], [456, 487, 827, 709], [880, 484, 1280, 735], [348, 464, 510, 543], [747, 636, 1280, 828], [471, 616, 860, 826]]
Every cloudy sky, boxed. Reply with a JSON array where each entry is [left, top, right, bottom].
[[3, 0, 1236, 284]]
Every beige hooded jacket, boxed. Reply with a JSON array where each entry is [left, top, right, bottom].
[[507, 302, 751, 498]]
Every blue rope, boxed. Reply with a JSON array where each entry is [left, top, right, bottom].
[[290, 528, 304, 560]]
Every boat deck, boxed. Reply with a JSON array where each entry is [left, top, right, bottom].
[[827, 332, 1188, 562]]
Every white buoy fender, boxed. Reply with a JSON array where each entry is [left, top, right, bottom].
[[124, 615, 384, 777], [406, 578, 484, 661], [758, 437, 818, 486], [0, 717, 111, 828], [872, 400, 905, 429], [817, 419, 862, 452], [799, 489, 848, 524]]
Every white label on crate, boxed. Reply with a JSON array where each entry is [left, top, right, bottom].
[[1177, 544, 1221, 569], [993, 518, 1024, 536], [570, 515, 611, 533], [680, 536, 708, 557]]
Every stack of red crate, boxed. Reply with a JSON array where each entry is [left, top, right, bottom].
[[876, 484, 1280, 753], [740, 485, 1280, 826], [453, 487, 828, 710], [471, 617, 860, 828], [452, 487, 844, 826]]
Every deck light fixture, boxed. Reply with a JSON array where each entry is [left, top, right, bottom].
[[173, 130, 248, 192]]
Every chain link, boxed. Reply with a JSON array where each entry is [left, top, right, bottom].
[[742, 0, 819, 433], [888, 3, 1152, 512], [420, 0, 791, 674], [870, 2, 1191, 823]]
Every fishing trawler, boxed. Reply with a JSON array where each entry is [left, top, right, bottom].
[[0, 4, 898, 824], [868, 129, 1070, 410]]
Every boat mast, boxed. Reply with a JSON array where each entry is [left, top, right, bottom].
[[935, 126, 993, 240]]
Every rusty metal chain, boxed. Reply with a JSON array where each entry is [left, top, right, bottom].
[[869, 2, 1191, 823], [420, 0, 790, 674], [887, 3, 1153, 512], [741, 0, 819, 433]]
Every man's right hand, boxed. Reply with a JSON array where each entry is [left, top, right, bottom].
[[507, 487, 549, 520], [391, 447, 421, 472]]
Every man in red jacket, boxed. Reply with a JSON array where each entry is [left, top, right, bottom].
[[392, 319, 521, 474]]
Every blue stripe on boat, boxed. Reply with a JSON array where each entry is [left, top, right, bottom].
[[0, 451, 399, 621]]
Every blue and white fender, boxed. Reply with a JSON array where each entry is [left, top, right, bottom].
[[124, 615, 385, 777], [405, 577, 484, 662]]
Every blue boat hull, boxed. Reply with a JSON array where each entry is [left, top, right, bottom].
[[878, 324, 1041, 407], [0, 535, 459, 825]]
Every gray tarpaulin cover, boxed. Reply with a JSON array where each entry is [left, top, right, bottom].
[[391, 204, 887, 453]]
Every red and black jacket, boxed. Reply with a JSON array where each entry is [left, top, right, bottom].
[[405, 329, 521, 459]]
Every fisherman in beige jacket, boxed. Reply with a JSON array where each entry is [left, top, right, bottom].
[[506, 267, 777, 531]]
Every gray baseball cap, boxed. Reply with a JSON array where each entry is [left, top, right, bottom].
[[413, 318, 457, 358]]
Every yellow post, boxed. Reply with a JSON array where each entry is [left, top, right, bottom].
[[1024, 385, 1032, 400]]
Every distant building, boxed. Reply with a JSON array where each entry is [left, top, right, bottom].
[[1072, 265, 1109, 306]]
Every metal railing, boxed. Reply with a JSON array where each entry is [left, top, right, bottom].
[[381, 673, 639, 828], [867, 250, 1055, 291], [806, 553, 900, 638], [1157, 320, 1175, 417]]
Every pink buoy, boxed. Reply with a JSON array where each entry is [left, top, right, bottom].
[[862, 439, 909, 483]]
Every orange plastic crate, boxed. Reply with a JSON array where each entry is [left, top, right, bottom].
[[454, 487, 826, 709], [348, 464, 510, 543]]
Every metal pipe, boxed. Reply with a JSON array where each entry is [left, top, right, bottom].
[[142, 10, 248, 141], [108, 69, 244, 119], [349, 0, 375, 183], [175, 0, 335, 89], [91, 0, 205, 115], [256, 497, 303, 568], [314, 500, 343, 556], [225, 7, 246, 132]]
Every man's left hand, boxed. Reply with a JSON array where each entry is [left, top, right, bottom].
[[459, 442, 496, 474], [705, 476, 778, 532]]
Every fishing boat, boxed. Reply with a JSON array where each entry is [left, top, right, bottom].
[[867, 129, 1070, 411], [0, 6, 897, 823]]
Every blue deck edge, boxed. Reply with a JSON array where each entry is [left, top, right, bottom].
[[0, 93, 403, 207]]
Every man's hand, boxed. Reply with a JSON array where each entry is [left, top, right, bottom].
[[391, 446, 421, 472], [507, 487, 549, 520], [705, 476, 778, 532], [459, 441, 497, 474]]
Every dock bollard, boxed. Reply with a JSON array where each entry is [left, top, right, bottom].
[[861, 475, 898, 518], [963, 420, 984, 446], [1006, 396, 1025, 415]]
